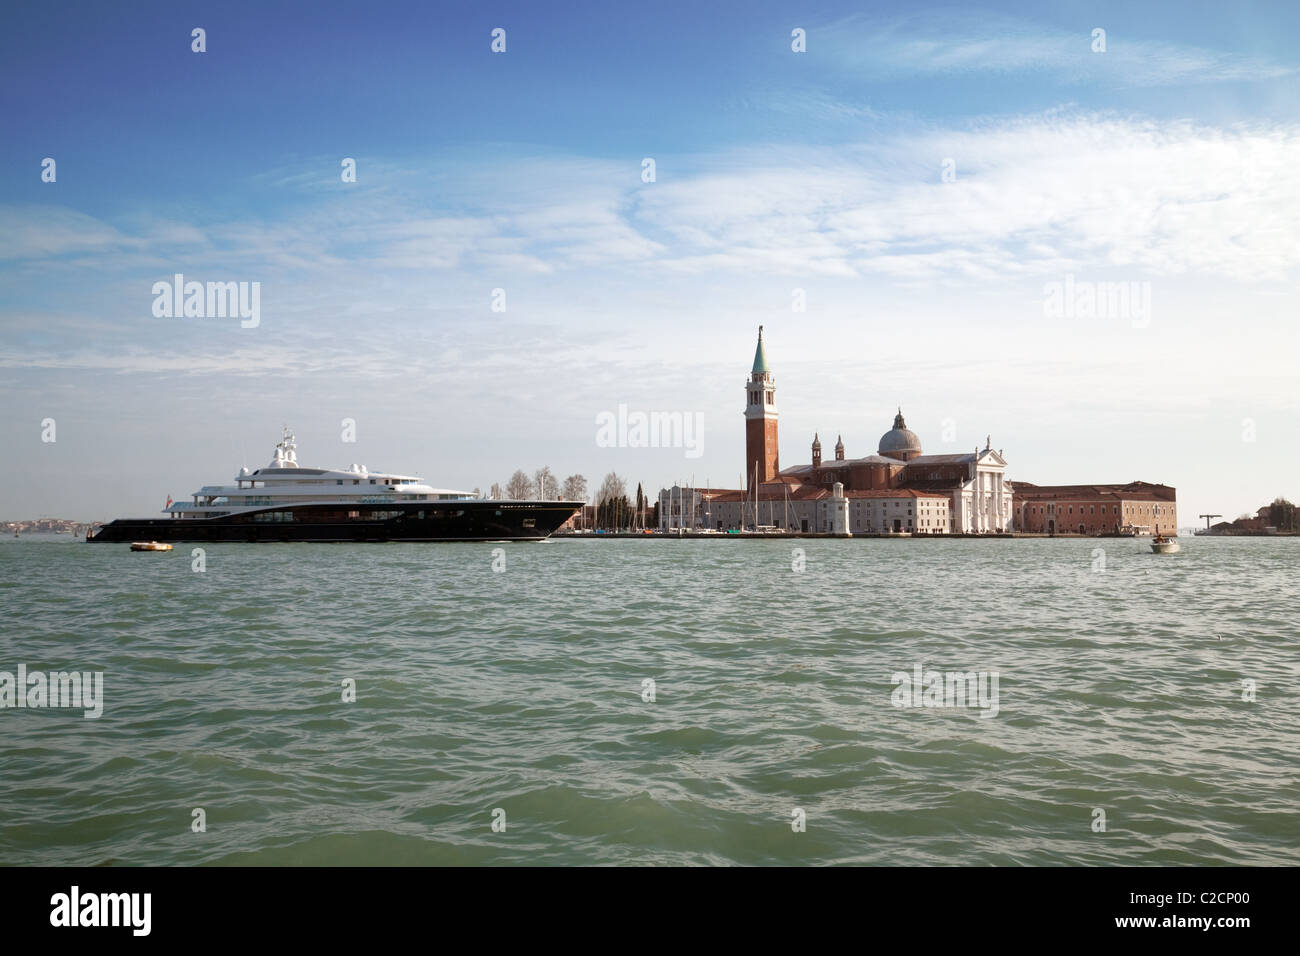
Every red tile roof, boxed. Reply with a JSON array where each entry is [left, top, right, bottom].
[[843, 488, 950, 500], [1013, 481, 1176, 502]]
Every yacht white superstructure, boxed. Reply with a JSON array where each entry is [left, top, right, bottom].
[[165, 429, 473, 520]]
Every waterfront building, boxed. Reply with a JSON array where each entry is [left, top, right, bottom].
[[1013, 482, 1178, 535], [657, 485, 736, 531], [689, 483, 950, 534]]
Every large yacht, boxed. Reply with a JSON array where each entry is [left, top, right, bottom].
[[89, 429, 582, 543]]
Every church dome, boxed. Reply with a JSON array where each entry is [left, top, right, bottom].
[[878, 409, 922, 460]]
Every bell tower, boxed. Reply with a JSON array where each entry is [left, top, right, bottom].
[[744, 326, 779, 488]]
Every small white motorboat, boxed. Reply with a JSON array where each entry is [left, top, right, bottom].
[[1150, 534, 1180, 554]]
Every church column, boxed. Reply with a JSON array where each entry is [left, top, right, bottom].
[[977, 468, 987, 530], [1001, 473, 1008, 530], [985, 470, 992, 531], [998, 472, 1004, 530], [995, 472, 1002, 531]]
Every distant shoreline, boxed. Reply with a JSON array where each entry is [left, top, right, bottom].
[[2, 520, 100, 535]]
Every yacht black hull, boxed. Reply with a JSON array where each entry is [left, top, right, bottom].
[[88, 500, 582, 543]]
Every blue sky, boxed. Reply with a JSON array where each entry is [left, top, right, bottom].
[[2, 0, 1298, 522]]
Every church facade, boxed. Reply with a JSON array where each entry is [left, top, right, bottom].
[[751, 326, 1013, 533]]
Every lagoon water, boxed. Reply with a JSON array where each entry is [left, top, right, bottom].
[[1, 534, 1297, 866]]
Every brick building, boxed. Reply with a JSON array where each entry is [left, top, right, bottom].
[[1013, 482, 1178, 535]]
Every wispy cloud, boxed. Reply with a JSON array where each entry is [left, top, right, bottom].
[[815, 11, 1299, 86], [6, 113, 1298, 297]]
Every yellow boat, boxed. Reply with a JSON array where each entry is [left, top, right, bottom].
[[130, 541, 173, 552]]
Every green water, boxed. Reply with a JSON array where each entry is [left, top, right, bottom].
[[1, 534, 1296, 865]]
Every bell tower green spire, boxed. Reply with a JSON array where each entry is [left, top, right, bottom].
[[752, 325, 770, 374]]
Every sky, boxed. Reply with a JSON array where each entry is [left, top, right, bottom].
[[1, 0, 1297, 524]]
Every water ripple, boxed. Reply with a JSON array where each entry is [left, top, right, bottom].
[[1, 535, 1297, 865]]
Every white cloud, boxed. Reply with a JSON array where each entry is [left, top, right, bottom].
[[3, 111, 1297, 377], [638, 117, 1300, 282]]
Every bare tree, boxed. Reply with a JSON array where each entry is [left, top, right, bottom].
[[1270, 497, 1297, 531], [597, 471, 630, 530], [561, 474, 588, 502], [489, 482, 503, 499], [597, 471, 627, 505], [472, 486, 482, 499], [505, 470, 533, 499], [533, 466, 557, 500]]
